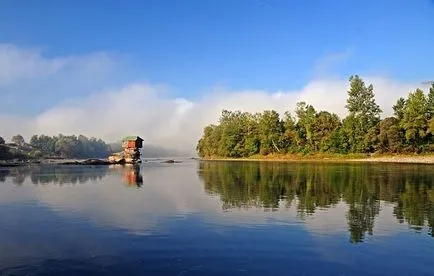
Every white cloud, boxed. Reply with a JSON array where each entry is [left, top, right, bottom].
[[1, 77, 430, 155], [0, 44, 115, 87], [0, 44, 431, 155]]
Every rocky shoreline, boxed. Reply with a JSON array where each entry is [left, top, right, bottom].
[[0, 158, 184, 167]]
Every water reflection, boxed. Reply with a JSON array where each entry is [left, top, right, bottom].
[[0, 164, 144, 187], [198, 161, 434, 242], [109, 164, 143, 187], [0, 165, 108, 185]]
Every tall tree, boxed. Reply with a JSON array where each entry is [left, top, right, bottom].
[[282, 112, 297, 152], [401, 89, 429, 149], [295, 102, 317, 151], [258, 110, 283, 155], [344, 75, 382, 152], [427, 83, 434, 119], [393, 97, 406, 122]]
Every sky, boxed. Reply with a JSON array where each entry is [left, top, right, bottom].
[[0, 0, 433, 154]]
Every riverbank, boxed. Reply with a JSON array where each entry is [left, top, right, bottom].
[[201, 153, 434, 164]]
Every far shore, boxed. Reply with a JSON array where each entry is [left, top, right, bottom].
[[201, 154, 434, 164]]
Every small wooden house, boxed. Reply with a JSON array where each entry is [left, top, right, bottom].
[[122, 136, 144, 149]]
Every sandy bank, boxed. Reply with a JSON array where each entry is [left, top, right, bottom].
[[201, 155, 434, 164]]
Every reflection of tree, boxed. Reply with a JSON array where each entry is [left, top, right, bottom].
[[0, 165, 108, 185], [347, 197, 380, 243], [198, 161, 434, 242], [1, 164, 145, 188], [394, 179, 434, 236], [0, 169, 9, 182]]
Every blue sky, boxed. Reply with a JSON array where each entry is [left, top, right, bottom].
[[1, 0, 433, 97], [0, 0, 433, 148]]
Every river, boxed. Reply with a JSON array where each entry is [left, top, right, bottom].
[[0, 160, 433, 275]]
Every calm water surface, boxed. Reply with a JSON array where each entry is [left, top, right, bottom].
[[0, 160, 433, 275]]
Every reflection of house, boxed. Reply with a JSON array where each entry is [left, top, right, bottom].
[[108, 164, 143, 187], [123, 165, 143, 187]]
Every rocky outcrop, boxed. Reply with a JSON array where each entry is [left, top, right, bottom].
[[108, 136, 143, 164]]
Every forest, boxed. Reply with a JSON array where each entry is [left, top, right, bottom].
[[0, 134, 111, 160], [197, 75, 434, 158]]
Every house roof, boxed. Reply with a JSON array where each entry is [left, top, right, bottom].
[[122, 136, 144, 142]]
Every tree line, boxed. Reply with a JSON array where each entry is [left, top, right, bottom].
[[0, 134, 112, 160], [197, 75, 434, 157]]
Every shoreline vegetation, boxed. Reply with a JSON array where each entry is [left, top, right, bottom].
[[197, 75, 434, 162]]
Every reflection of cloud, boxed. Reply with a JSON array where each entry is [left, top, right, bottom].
[[24, 162, 224, 234], [0, 163, 421, 239]]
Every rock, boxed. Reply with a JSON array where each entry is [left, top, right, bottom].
[[59, 159, 112, 165], [161, 159, 182, 163], [82, 159, 111, 165]]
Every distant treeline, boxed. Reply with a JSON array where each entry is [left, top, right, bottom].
[[0, 134, 112, 160], [197, 75, 434, 158]]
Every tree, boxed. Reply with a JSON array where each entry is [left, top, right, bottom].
[[311, 111, 341, 152], [0, 136, 4, 145], [295, 102, 317, 151], [427, 83, 434, 119], [258, 110, 283, 155], [242, 113, 260, 156], [400, 89, 428, 149], [281, 112, 297, 152], [197, 125, 222, 158], [379, 117, 403, 153], [344, 75, 382, 152], [11, 134, 25, 146], [216, 110, 250, 157], [393, 97, 406, 122]]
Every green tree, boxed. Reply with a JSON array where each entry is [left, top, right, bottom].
[[295, 102, 317, 152], [344, 75, 382, 152], [401, 89, 429, 149], [11, 134, 25, 146], [393, 97, 406, 122], [281, 112, 297, 152], [311, 111, 341, 151], [379, 117, 404, 152], [242, 113, 260, 156], [427, 83, 434, 119], [258, 110, 283, 155], [197, 125, 222, 158], [217, 110, 249, 157]]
